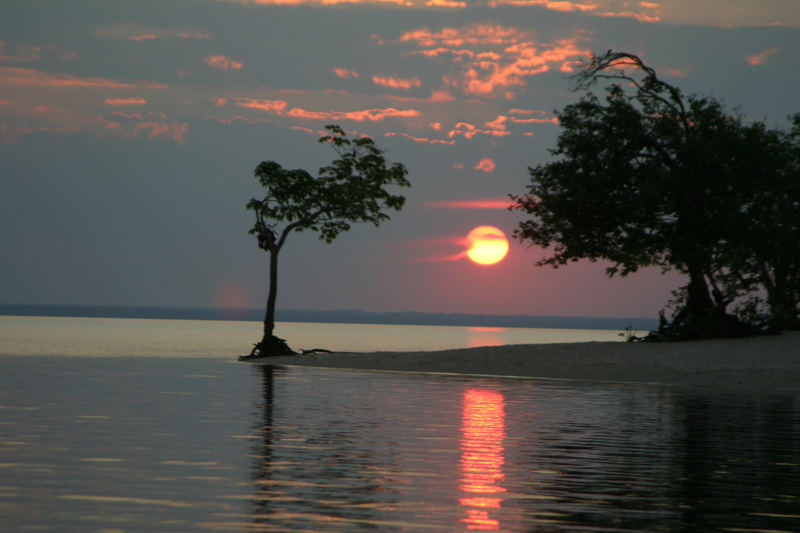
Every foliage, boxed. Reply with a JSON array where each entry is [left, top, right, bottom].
[[511, 51, 800, 339], [243, 125, 409, 358]]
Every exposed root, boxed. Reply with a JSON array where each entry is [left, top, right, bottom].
[[239, 336, 296, 360], [239, 338, 335, 361]]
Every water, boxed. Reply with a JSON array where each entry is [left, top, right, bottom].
[[0, 315, 639, 357], [1, 316, 799, 531]]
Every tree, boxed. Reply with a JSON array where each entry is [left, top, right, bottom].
[[510, 50, 793, 339], [716, 115, 800, 331], [243, 125, 409, 358]]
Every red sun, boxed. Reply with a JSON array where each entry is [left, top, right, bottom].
[[465, 226, 509, 266]]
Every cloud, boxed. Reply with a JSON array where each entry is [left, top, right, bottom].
[[487, 0, 597, 11], [94, 24, 211, 41], [596, 11, 660, 22], [448, 116, 511, 139], [474, 157, 496, 172], [235, 98, 289, 113], [97, 111, 188, 143], [229, 97, 421, 122], [0, 40, 78, 63], [104, 97, 147, 106], [1, 123, 79, 144], [333, 67, 359, 79], [205, 115, 271, 126], [131, 121, 188, 143], [745, 47, 780, 66], [385, 131, 456, 145], [426, 198, 512, 209], [222, 0, 406, 5], [383, 90, 455, 103], [372, 75, 422, 89], [401, 25, 590, 97], [0, 67, 168, 89], [204, 55, 244, 71], [425, 0, 466, 7]]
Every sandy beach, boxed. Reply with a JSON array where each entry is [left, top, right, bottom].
[[245, 331, 800, 390]]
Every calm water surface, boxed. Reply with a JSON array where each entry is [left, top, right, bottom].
[[1, 357, 799, 532], [0, 315, 638, 357], [1, 316, 799, 531]]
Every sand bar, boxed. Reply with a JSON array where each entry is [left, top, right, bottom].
[[245, 332, 800, 390]]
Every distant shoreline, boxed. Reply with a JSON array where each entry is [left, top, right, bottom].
[[0, 304, 659, 331], [244, 332, 800, 391]]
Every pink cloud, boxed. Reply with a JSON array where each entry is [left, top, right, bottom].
[[487, 0, 597, 11], [111, 111, 144, 120], [232, 97, 420, 122], [384, 90, 455, 104], [129, 34, 157, 42], [104, 97, 147, 106], [130, 121, 188, 143], [229, 0, 407, 4], [386, 131, 429, 143], [414, 48, 475, 58], [510, 116, 558, 124], [666, 68, 689, 78], [0, 67, 168, 89], [0, 41, 78, 63], [205, 115, 271, 126], [99, 110, 189, 143], [372, 75, 422, 89], [204, 55, 243, 71], [448, 115, 511, 139], [425, 0, 466, 7], [1, 123, 79, 144], [745, 47, 780, 66], [430, 121, 442, 130], [474, 158, 496, 172], [401, 25, 590, 97], [335, 108, 422, 121], [95, 24, 211, 41], [235, 99, 289, 113], [286, 108, 330, 120], [427, 198, 512, 209], [596, 11, 660, 22], [333, 67, 359, 79]]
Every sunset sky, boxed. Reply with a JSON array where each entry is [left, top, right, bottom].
[[2, 0, 798, 319]]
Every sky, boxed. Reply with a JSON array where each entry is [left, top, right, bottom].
[[1, 0, 799, 319]]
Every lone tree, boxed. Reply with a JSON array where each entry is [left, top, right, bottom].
[[244, 125, 409, 358], [511, 50, 799, 339]]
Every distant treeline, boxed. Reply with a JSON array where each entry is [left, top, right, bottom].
[[0, 304, 658, 331]]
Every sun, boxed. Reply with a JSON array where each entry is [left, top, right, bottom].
[[466, 226, 509, 265]]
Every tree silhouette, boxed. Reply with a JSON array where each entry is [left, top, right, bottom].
[[511, 51, 799, 339], [243, 125, 409, 358]]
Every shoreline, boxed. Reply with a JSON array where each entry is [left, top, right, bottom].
[[244, 331, 800, 390]]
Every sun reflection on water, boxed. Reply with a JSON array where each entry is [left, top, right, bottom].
[[460, 388, 506, 530]]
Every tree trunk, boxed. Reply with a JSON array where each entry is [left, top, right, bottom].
[[684, 265, 716, 319], [262, 249, 279, 343], [241, 248, 296, 359], [652, 264, 757, 341]]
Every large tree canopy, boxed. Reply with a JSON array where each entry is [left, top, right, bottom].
[[243, 125, 409, 358], [511, 51, 800, 339]]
